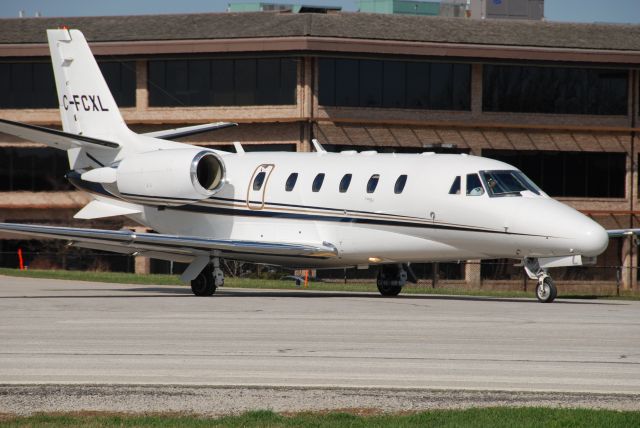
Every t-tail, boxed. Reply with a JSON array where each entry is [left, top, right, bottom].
[[48, 29, 129, 140]]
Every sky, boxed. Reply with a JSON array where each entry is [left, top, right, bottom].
[[0, 0, 639, 24]]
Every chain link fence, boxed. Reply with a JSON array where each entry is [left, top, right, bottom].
[[0, 241, 635, 296]]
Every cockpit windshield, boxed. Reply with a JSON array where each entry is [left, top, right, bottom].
[[480, 170, 542, 197]]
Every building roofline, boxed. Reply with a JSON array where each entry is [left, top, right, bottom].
[[1, 12, 640, 64], [2, 36, 640, 65]]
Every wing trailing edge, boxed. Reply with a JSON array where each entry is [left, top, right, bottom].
[[0, 223, 339, 269]]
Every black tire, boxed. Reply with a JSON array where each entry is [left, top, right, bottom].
[[536, 277, 556, 303], [377, 283, 402, 296], [190, 269, 216, 296], [376, 265, 404, 297]]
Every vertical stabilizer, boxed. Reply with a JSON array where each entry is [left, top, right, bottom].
[[47, 29, 129, 139]]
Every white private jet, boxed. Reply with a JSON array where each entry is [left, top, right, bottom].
[[0, 29, 618, 303]]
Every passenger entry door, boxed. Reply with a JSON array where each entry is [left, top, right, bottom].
[[246, 164, 275, 210]]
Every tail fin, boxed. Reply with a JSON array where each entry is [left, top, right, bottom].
[[47, 29, 129, 139]]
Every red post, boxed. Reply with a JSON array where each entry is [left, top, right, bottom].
[[304, 270, 309, 288], [17, 248, 24, 271]]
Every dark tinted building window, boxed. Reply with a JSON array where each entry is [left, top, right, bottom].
[[0, 61, 135, 109], [319, 58, 470, 111], [98, 62, 136, 107], [0, 147, 73, 191], [148, 58, 297, 107], [483, 149, 626, 198], [0, 62, 57, 108], [483, 65, 628, 115]]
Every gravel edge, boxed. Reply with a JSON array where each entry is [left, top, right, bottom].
[[1, 384, 639, 416]]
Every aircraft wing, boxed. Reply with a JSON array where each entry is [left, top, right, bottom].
[[143, 122, 237, 140], [0, 222, 338, 269], [0, 118, 120, 150]]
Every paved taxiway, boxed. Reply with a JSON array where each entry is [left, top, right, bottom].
[[0, 275, 639, 413]]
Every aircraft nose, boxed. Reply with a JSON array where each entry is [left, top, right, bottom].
[[572, 217, 609, 257]]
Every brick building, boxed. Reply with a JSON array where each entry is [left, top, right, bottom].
[[0, 12, 638, 289]]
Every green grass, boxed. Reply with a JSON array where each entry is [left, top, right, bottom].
[[2, 408, 640, 427], [1, 267, 638, 300]]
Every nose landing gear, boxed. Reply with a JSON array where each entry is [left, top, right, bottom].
[[524, 257, 557, 303]]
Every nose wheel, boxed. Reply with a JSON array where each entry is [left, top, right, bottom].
[[535, 276, 557, 303], [524, 257, 558, 303]]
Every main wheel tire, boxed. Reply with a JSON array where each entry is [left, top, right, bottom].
[[536, 277, 556, 303], [377, 284, 402, 296], [376, 265, 404, 297], [190, 270, 216, 296]]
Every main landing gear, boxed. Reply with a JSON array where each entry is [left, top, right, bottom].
[[524, 257, 557, 303], [190, 257, 225, 296], [376, 264, 417, 297]]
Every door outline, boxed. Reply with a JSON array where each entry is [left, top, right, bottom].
[[246, 164, 275, 210]]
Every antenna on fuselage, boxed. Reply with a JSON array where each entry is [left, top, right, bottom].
[[233, 141, 245, 154], [311, 138, 327, 153]]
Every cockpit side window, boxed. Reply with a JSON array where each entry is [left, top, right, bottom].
[[449, 176, 461, 195], [480, 170, 542, 197], [466, 174, 484, 196]]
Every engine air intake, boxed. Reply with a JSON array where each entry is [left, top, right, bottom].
[[192, 151, 224, 193]]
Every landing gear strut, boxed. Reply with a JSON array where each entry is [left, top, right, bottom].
[[524, 257, 557, 303], [377, 264, 411, 296], [190, 257, 225, 297]]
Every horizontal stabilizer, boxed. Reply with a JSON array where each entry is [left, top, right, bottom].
[[74, 200, 141, 220], [0, 118, 120, 150], [143, 122, 237, 140]]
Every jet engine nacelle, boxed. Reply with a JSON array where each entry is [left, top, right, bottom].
[[116, 149, 225, 205]]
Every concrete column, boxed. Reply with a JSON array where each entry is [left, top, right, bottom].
[[134, 254, 151, 275], [133, 226, 151, 274], [621, 235, 637, 291], [297, 56, 313, 153], [135, 60, 148, 111], [465, 259, 481, 288], [470, 63, 483, 120]]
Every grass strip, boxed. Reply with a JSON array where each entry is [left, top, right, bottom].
[[1, 267, 638, 300], [2, 408, 640, 427]]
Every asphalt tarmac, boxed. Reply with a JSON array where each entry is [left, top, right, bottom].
[[0, 275, 639, 414]]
